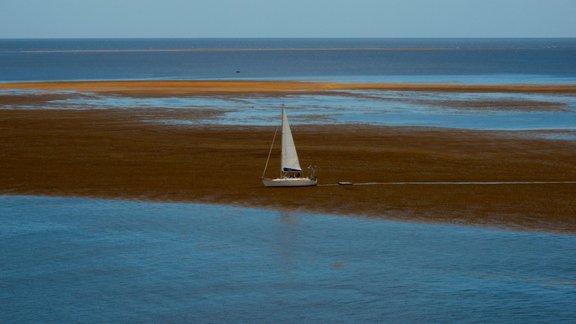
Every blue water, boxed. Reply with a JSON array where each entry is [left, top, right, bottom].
[[1, 196, 575, 323], [2, 40, 576, 322], [1, 38, 576, 83], [2, 38, 576, 132]]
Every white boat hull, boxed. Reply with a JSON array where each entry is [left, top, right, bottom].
[[262, 177, 318, 187]]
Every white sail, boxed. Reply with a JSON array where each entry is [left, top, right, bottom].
[[281, 106, 302, 172], [262, 105, 317, 187]]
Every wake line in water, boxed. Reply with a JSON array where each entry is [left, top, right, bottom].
[[319, 181, 576, 187]]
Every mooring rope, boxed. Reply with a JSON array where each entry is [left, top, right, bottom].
[[317, 181, 576, 187]]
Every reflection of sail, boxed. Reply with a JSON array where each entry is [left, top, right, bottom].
[[280, 211, 298, 226], [274, 211, 299, 269], [281, 106, 302, 172]]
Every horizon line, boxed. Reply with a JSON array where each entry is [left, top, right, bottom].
[[1, 36, 576, 40]]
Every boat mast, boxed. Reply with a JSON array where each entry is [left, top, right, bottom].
[[280, 105, 285, 178]]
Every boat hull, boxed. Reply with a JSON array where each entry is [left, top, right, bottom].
[[262, 177, 318, 187]]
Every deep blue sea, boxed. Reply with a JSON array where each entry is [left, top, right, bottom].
[[1, 38, 576, 83], [1, 196, 575, 323], [1, 39, 576, 322]]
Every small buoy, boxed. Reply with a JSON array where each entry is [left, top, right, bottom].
[[338, 181, 353, 186]]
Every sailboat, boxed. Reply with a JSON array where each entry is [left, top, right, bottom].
[[262, 106, 317, 187]]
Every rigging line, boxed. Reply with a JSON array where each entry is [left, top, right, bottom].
[[262, 125, 280, 179]]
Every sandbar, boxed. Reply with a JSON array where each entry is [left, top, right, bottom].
[[2, 80, 576, 97], [1, 108, 575, 233]]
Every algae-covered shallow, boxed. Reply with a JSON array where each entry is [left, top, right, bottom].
[[1, 196, 575, 322]]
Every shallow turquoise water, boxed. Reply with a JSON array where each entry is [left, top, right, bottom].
[[1, 196, 575, 322], [3, 89, 576, 132]]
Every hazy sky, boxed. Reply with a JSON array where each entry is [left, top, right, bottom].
[[2, 0, 575, 38]]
